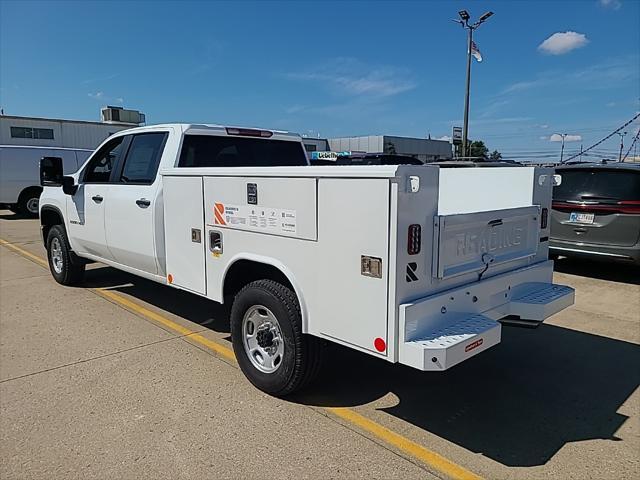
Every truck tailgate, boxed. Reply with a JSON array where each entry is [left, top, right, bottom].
[[433, 206, 540, 280]]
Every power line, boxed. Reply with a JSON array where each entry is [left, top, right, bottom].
[[562, 113, 640, 163]]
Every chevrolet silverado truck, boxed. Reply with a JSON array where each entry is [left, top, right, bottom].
[[39, 123, 574, 396]]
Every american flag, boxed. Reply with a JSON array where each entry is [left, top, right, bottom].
[[470, 40, 483, 62]]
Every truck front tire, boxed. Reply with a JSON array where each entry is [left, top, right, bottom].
[[46, 225, 85, 286], [230, 279, 322, 396]]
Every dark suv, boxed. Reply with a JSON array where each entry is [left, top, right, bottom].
[[550, 162, 640, 265]]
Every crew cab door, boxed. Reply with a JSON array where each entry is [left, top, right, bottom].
[[67, 136, 124, 260], [104, 132, 168, 275]]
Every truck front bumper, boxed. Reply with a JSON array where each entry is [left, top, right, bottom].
[[398, 261, 575, 371]]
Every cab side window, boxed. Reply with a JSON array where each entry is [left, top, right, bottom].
[[118, 133, 168, 184], [83, 137, 124, 183]]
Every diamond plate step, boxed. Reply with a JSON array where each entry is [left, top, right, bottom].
[[401, 314, 501, 371], [510, 282, 575, 321]]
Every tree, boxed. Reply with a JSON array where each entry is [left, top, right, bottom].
[[468, 140, 488, 159], [489, 150, 502, 160]]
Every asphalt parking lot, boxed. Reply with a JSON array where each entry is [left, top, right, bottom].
[[1, 211, 638, 480]]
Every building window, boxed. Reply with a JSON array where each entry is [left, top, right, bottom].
[[304, 144, 317, 152], [10, 126, 54, 140]]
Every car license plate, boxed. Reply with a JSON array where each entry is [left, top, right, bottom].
[[569, 212, 595, 224]]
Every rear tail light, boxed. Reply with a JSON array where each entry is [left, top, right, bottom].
[[225, 127, 273, 138], [541, 208, 548, 229], [552, 201, 640, 214], [408, 224, 421, 255]]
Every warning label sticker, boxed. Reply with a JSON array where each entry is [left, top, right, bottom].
[[213, 203, 297, 235]]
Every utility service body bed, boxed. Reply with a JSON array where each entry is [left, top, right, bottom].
[[160, 163, 574, 371]]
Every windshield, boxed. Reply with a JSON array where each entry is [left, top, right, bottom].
[[554, 169, 640, 202]]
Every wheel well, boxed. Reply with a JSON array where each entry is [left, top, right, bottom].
[[18, 186, 43, 203], [40, 207, 64, 243], [223, 260, 294, 300]]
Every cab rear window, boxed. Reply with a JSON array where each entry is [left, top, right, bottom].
[[554, 169, 640, 201], [178, 135, 307, 168]]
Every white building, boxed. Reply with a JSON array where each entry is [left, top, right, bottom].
[[300, 137, 330, 153], [328, 135, 452, 163], [0, 107, 145, 150]]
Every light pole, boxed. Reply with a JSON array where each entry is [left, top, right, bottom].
[[454, 9, 493, 159], [617, 131, 627, 162]]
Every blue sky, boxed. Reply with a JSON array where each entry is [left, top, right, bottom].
[[1, 0, 638, 160]]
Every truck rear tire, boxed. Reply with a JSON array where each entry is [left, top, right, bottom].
[[46, 225, 85, 286], [230, 279, 322, 396]]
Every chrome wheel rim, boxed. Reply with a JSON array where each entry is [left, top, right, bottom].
[[242, 305, 284, 374], [26, 197, 39, 214], [51, 237, 63, 274]]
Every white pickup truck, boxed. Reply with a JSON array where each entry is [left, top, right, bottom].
[[39, 124, 574, 396]]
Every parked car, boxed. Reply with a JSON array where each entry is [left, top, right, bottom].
[[336, 153, 424, 166], [550, 162, 640, 265], [0, 145, 92, 216]]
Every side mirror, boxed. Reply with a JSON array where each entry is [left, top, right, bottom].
[[62, 176, 78, 196], [40, 156, 64, 186]]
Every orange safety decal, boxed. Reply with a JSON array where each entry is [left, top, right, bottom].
[[214, 202, 226, 225]]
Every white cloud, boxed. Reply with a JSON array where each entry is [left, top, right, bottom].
[[599, 0, 621, 10], [81, 73, 119, 85], [500, 55, 638, 95], [287, 58, 416, 98], [539, 124, 549, 129], [538, 31, 589, 55], [539, 136, 548, 140], [606, 101, 617, 107], [436, 135, 452, 142], [88, 91, 123, 104], [285, 104, 305, 114], [550, 134, 582, 142]]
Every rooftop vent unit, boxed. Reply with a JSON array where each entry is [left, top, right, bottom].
[[101, 106, 146, 125]]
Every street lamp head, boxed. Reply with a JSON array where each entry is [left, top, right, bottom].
[[458, 10, 470, 21], [479, 11, 494, 22]]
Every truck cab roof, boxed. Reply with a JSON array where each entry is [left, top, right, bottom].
[[109, 123, 303, 142]]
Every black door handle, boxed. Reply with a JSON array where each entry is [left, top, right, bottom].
[[92, 195, 103, 203], [136, 198, 151, 208]]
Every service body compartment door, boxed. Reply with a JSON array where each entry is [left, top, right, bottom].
[[163, 176, 206, 294], [202, 176, 317, 302], [315, 178, 390, 354], [203, 176, 317, 240], [434, 206, 540, 280]]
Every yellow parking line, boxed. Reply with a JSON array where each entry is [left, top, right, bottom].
[[0, 237, 482, 480], [0, 238, 48, 267], [95, 289, 236, 363], [327, 407, 481, 480]]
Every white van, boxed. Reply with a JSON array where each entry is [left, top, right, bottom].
[[0, 145, 92, 216]]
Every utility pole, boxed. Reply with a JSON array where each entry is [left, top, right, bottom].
[[579, 144, 583, 162], [454, 9, 493, 159], [558, 133, 567, 163], [617, 131, 627, 162]]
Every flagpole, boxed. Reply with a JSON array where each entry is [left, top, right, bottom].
[[454, 10, 493, 160], [462, 27, 473, 159]]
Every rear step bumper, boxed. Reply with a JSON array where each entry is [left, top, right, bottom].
[[398, 261, 574, 371]]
